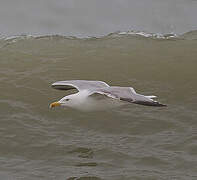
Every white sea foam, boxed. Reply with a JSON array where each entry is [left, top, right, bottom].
[[117, 31, 177, 39], [0, 30, 194, 42]]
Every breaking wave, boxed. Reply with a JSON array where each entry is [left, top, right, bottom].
[[1, 30, 197, 44]]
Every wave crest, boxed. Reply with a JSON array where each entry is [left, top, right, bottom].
[[1, 30, 197, 43]]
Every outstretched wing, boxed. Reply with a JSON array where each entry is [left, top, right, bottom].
[[51, 80, 110, 91], [90, 86, 166, 107]]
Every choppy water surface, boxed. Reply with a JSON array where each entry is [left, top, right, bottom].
[[0, 31, 197, 180]]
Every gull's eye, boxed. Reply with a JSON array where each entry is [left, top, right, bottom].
[[65, 99, 70, 101]]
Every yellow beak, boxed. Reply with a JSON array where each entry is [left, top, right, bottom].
[[50, 101, 61, 108]]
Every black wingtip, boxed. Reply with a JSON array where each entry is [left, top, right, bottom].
[[133, 101, 167, 107], [51, 84, 75, 91], [155, 103, 167, 107]]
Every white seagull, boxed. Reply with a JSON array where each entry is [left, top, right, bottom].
[[50, 80, 166, 111]]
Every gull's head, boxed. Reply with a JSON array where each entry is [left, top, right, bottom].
[[49, 92, 86, 109], [49, 94, 75, 108]]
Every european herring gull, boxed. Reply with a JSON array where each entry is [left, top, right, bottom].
[[50, 80, 166, 111]]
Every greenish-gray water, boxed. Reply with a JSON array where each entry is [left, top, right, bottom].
[[0, 31, 197, 180]]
